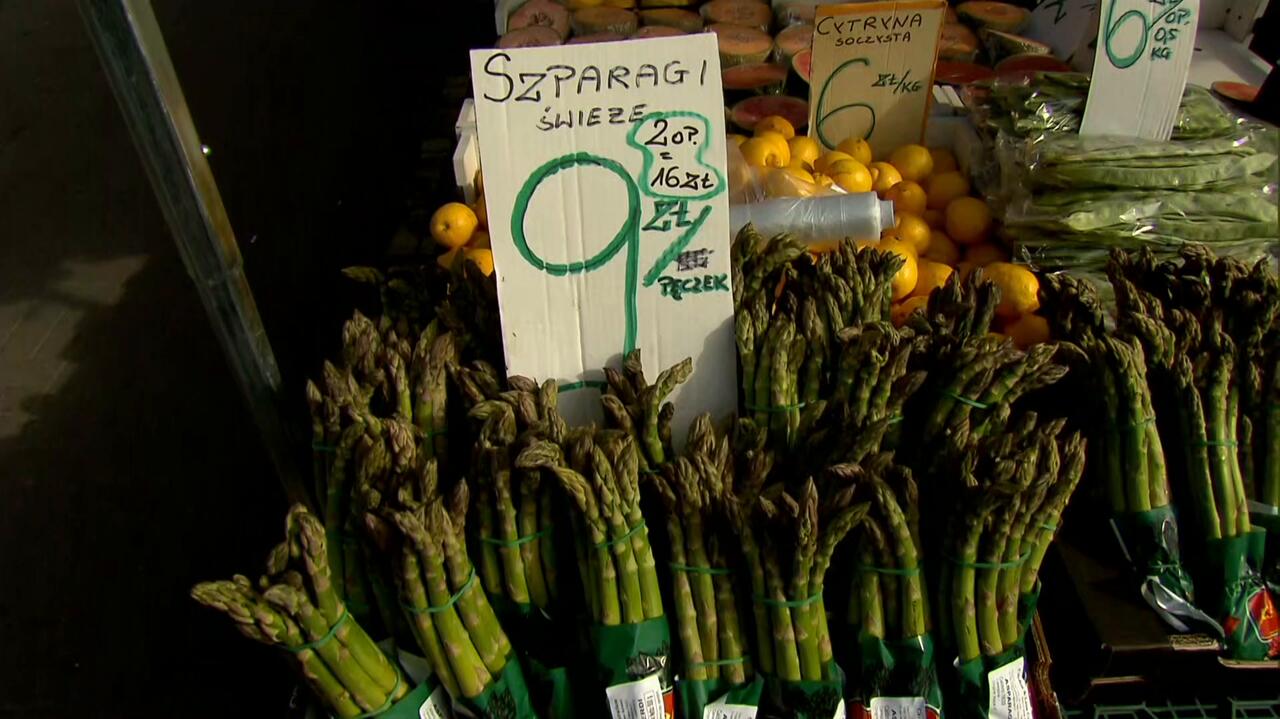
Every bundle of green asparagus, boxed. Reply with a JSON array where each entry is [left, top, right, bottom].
[[729, 423, 872, 718], [840, 452, 942, 716], [1039, 272, 1205, 630], [937, 415, 1085, 714], [649, 414, 761, 716], [516, 429, 672, 715], [601, 349, 691, 473], [381, 457, 537, 717], [192, 505, 416, 718], [1109, 247, 1280, 659]]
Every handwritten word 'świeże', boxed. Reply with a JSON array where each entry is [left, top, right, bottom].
[[537, 104, 650, 132], [480, 54, 710, 103], [658, 274, 730, 300], [816, 12, 924, 45]]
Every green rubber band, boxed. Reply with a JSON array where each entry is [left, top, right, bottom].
[[688, 656, 750, 670], [480, 527, 552, 548], [744, 400, 807, 413], [669, 562, 733, 576], [1194, 440, 1238, 448], [886, 415, 905, 425], [856, 564, 922, 577], [402, 568, 477, 615], [312, 442, 337, 453], [423, 428, 449, 439], [351, 671, 403, 718], [941, 390, 990, 410], [286, 608, 351, 653], [945, 549, 1033, 570], [594, 521, 646, 550], [753, 591, 822, 608], [639, 467, 661, 476], [1040, 523, 1058, 532]]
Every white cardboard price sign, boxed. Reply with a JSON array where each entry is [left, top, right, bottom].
[[1080, 0, 1198, 139], [469, 36, 737, 443], [1024, 0, 1098, 60], [808, 1, 947, 156]]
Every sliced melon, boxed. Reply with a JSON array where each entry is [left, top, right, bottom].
[[938, 23, 979, 62], [979, 29, 1051, 62], [634, 24, 686, 37], [956, 1, 1030, 33], [638, 8, 703, 32], [994, 53, 1073, 80], [701, 0, 773, 32], [710, 22, 774, 67], [722, 62, 789, 93], [571, 7, 639, 36], [935, 61, 994, 85], [497, 26, 564, 48], [775, 1, 817, 26], [729, 95, 808, 132], [791, 47, 812, 83], [568, 31, 628, 43], [774, 23, 813, 60], [509, 0, 571, 40]]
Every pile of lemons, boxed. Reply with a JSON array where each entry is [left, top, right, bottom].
[[429, 171, 494, 276], [732, 115, 1048, 349]]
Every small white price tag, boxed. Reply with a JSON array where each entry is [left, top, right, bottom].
[[703, 695, 758, 719], [1080, 0, 1199, 140], [869, 696, 927, 719], [987, 657, 1034, 719], [834, 698, 848, 719], [418, 684, 453, 719], [606, 673, 667, 719]]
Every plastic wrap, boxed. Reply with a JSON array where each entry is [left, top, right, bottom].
[[730, 192, 895, 245]]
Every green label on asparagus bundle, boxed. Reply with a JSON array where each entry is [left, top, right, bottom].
[[1110, 508, 1212, 632], [1208, 536, 1280, 660], [379, 682, 444, 719], [845, 635, 942, 719], [761, 661, 845, 719]]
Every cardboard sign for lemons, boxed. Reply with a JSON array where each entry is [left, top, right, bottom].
[[469, 35, 737, 446], [808, 1, 946, 156]]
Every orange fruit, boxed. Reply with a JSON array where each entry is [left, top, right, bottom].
[[925, 171, 971, 211], [837, 137, 873, 166], [893, 213, 932, 254], [923, 230, 961, 265], [885, 180, 928, 216], [1005, 313, 1051, 349], [910, 259, 954, 298], [431, 202, 479, 249], [965, 243, 1009, 267], [814, 151, 855, 175], [465, 247, 495, 276], [984, 262, 1041, 319], [930, 147, 958, 174], [892, 295, 930, 327], [922, 208, 945, 229], [755, 115, 796, 140], [945, 197, 993, 245], [869, 162, 903, 195], [888, 144, 934, 182]]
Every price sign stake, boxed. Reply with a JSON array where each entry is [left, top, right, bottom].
[[1080, 0, 1199, 139]]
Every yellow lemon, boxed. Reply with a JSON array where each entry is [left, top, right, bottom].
[[923, 230, 961, 265], [910, 259, 954, 299], [765, 167, 817, 198], [810, 172, 835, 190], [437, 246, 462, 270], [473, 193, 489, 229], [788, 136, 821, 168], [888, 144, 934, 182], [814, 150, 855, 175], [470, 229, 491, 249], [787, 157, 814, 173], [869, 162, 903, 195], [984, 262, 1041, 319], [430, 202, 479, 249], [837, 137, 873, 166], [885, 180, 928, 217], [922, 208, 945, 229], [945, 197, 993, 245], [755, 130, 792, 161], [930, 147, 958, 174], [892, 295, 930, 327], [728, 133, 748, 147], [867, 237, 918, 301], [755, 115, 796, 140], [1005, 312, 1051, 349], [832, 165, 874, 193], [465, 247, 495, 276], [474, 169, 484, 196], [893, 213, 932, 254], [925, 171, 971, 211], [964, 243, 1009, 267], [740, 137, 787, 168]]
